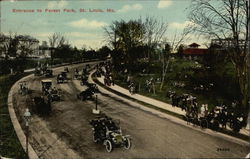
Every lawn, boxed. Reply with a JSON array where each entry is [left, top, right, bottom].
[[0, 74, 28, 159], [112, 56, 239, 111]]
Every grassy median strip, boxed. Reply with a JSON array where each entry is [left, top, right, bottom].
[[0, 74, 28, 159], [92, 76, 250, 142]]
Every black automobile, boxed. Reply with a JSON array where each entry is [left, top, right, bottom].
[[89, 116, 131, 152], [57, 71, 67, 83], [41, 80, 52, 95], [77, 87, 95, 101], [45, 69, 53, 77]]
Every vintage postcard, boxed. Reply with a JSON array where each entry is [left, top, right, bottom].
[[0, 0, 249, 158]]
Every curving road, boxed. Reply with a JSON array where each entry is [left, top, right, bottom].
[[13, 62, 250, 158]]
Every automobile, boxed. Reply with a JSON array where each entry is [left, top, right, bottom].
[[57, 71, 67, 83], [45, 68, 53, 77], [89, 116, 131, 152], [41, 79, 52, 95], [76, 87, 95, 101], [48, 88, 61, 102], [80, 75, 88, 86]]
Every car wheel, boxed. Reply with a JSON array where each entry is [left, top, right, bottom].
[[104, 140, 112, 152], [124, 137, 131, 150]]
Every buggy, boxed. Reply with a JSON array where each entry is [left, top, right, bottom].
[[89, 116, 131, 152], [41, 80, 52, 95]]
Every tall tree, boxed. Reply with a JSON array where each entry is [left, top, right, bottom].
[[143, 16, 168, 61], [188, 0, 250, 122], [104, 19, 145, 67]]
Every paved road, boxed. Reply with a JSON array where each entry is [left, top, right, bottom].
[[13, 63, 250, 158]]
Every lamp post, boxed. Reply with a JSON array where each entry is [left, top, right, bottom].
[[92, 95, 100, 114], [23, 108, 31, 158]]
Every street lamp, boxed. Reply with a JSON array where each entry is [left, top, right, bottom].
[[92, 95, 100, 114], [23, 108, 31, 158]]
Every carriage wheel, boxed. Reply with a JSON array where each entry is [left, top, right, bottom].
[[104, 140, 113, 152], [200, 119, 208, 129]]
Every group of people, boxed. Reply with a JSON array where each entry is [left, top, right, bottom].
[[96, 61, 115, 87], [169, 90, 245, 132]]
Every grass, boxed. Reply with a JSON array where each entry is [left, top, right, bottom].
[[0, 73, 29, 159]]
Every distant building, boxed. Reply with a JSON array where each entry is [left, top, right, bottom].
[[39, 41, 51, 58], [183, 43, 208, 56], [0, 34, 39, 58]]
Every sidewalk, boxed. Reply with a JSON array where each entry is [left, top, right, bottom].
[[95, 76, 250, 137], [97, 76, 186, 116]]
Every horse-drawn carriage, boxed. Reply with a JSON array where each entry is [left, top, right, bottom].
[[89, 116, 131, 152]]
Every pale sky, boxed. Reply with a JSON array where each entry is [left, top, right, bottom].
[[0, 0, 208, 50]]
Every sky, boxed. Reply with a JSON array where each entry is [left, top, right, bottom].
[[0, 0, 208, 50]]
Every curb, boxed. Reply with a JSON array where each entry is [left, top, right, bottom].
[[8, 74, 39, 159]]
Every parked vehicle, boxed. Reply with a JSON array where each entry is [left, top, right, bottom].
[[41, 79, 52, 95], [89, 116, 131, 152], [57, 71, 68, 83]]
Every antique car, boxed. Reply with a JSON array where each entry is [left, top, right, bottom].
[[45, 68, 53, 77], [80, 75, 88, 86], [76, 87, 95, 101], [48, 87, 61, 102], [89, 116, 131, 152], [41, 79, 52, 95], [57, 71, 67, 83]]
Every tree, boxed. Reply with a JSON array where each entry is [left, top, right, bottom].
[[160, 43, 171, 91], [177, 44, 185, 55], [188, 0, 249, 122], [104, 19, 146, 67], [143, 16, 168, 61], [48, 33, 68, 64]]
